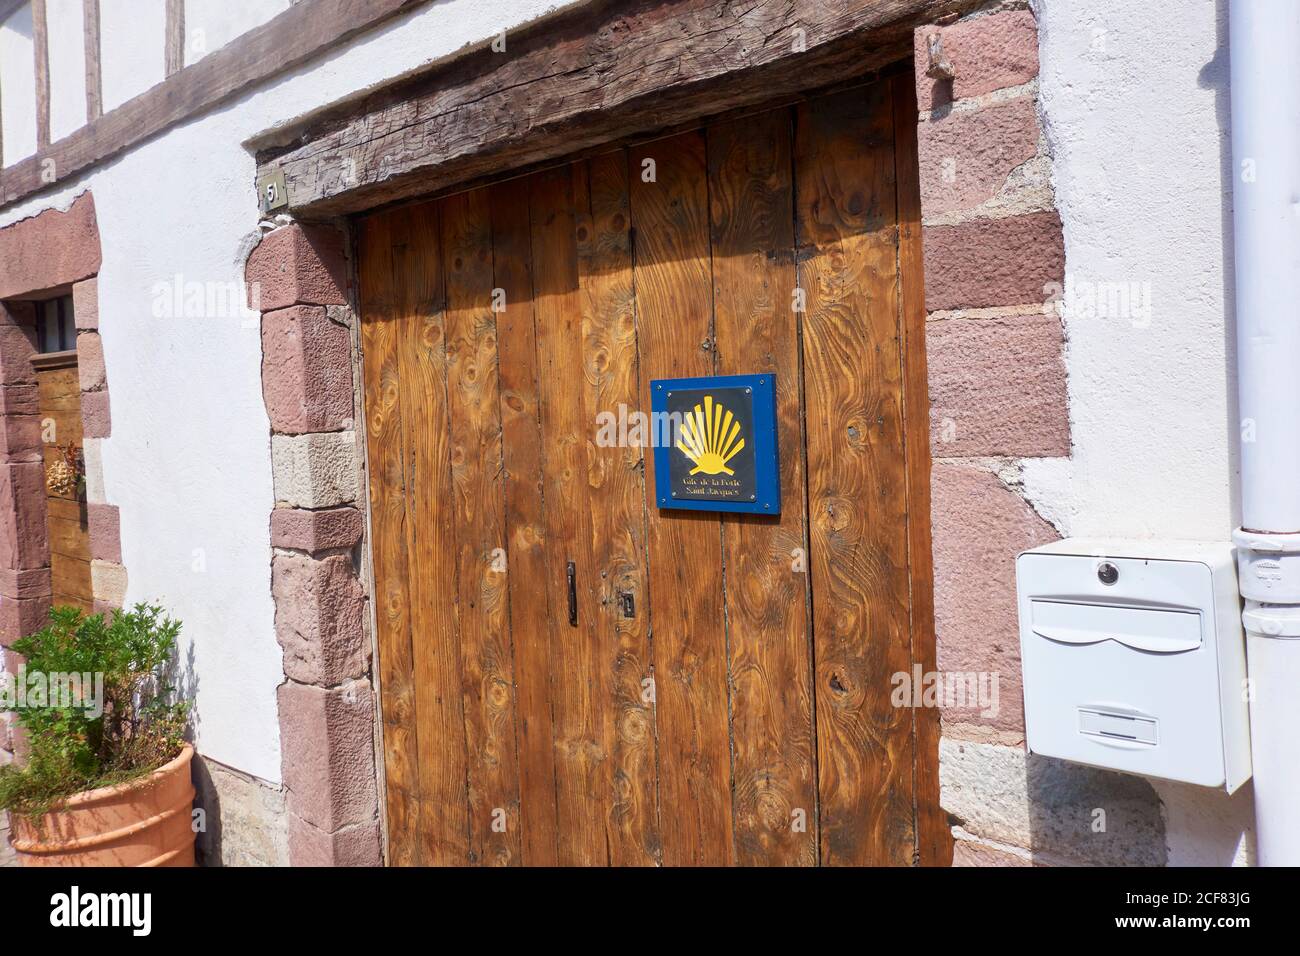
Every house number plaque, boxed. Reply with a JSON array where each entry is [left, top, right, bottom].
[[651, 373, 780, 515]]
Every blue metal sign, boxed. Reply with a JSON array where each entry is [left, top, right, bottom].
[[650, 373, 780, 514]]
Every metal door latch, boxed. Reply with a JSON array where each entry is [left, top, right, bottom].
[[566, 561, 577, 627]]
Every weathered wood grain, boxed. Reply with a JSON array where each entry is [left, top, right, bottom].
[[390, 200, 474, 865], [165, 0, 185, 76], [528, 165, 614, 865], [36, 362, 91, 612], [357, 80, 936, 867], [357, 211, 422, 865], [32, 0, 51, 150], [83, 0, 101, 122], [489, 177, 560, 866], [440, 187, 522, 865], [575, 150, 659, 865], [796, 80, 915, 865], [707, 110, 817, 866], [890, 73, 948, 866], [629, 130, 733, 865], [257, 0, 979, 216]]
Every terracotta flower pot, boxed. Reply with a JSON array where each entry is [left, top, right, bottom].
[[9, 744, 196, 867]]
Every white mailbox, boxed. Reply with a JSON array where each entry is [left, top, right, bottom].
[[1016, 539, 1251, 792]]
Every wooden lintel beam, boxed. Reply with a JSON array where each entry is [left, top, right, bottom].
[[255, 0, 979, 217]]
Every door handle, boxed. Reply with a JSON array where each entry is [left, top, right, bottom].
[[566, 561, 577, 627]]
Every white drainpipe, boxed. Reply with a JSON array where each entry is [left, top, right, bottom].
[[1228, 0, 1300, 866]]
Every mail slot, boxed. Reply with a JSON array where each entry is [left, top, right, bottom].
[[1017, 539, 1251, 791], [1030, 600, 1202, 653], [1078, 708, 1158, 745]]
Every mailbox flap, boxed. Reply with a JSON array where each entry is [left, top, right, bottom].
[[1030, 599, 1203, 653]]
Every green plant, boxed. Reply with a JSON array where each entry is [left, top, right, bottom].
[[0, 603, 189, 818]]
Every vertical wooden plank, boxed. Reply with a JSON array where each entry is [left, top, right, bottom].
[[441, 187, 523, 865], [389, 200, 473, 865], [576, 150, 659, 865], [165, 0, 185, 75], [357, 210, 422, 866], [891, 73, 949, 867], [796, 81, 915, 865], [83, 0, 102, 122], [629, 130, 734, 866], [528, 165, 610, 865], [33, 0, 50, 148], [489, 177, 560, 866], [707, 111, 817, 866]]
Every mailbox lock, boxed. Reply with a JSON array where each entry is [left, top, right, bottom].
[[1097, 561, 1120, 586]]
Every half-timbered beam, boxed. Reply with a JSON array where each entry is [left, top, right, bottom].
[[32, 0, 50, 149], [0, 0, 431, 207], [83, 0, 101, 122]]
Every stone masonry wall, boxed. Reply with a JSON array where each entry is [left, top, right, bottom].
[[0, 194, 116, 764], [246, 220, 382, 866], [913, 4, 1166, 865]]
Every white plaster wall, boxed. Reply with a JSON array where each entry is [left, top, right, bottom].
[[0, 0, 576, 783], [0, 3, 37, 166], [100, 0, 166, 113], [1031, 0, 1251, 864], [1027, 0, 1236, 541], [46, 0, 87, 142], [183, 0, 290, 67]]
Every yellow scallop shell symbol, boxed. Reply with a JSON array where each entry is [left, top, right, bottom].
[[677, 394, 745, 476]]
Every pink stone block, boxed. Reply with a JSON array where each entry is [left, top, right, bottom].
[[9, 719, 28, 763], [0, 462, 49, 571], [930, 461, 1059, 737], [246, 224, 349, 312], [87, 503, 121, 563], [272, 552, 369, 686], [917, 96, 1040, 217], [0, 410, 42, 462], [0, 324, 38, 387], [0, 300, 36, 329], [270, 506, 364, 554], [0, 595, 53, 647], [0, 567, 51, 601], [80, 389, 112, 439], [0, 385, 39, 417], [0, 194, 102, 300], [914, 9, 1039, 110], [278, 679, 379, 832], [288, 814, 382, 867], [76, 331, 107, 392], [927, 315, 1069, 458], [923, 211, 1064, 312], [261, 305, 354, 434], [73, 278, 99, 331]]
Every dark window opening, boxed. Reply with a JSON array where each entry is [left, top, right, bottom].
[[36, 295, 75, 353]]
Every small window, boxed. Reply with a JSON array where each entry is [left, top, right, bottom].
[[36, 295, 75, 353]]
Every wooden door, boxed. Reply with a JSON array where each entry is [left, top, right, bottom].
[[357, 74, 940, 867], [34, 351, 93, 612]]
